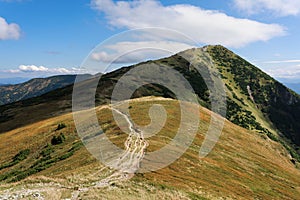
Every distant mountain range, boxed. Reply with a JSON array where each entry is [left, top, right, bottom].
[[0, 74, 92, 105], [0, 77, 31, 85], [284, 82, 300, 94]]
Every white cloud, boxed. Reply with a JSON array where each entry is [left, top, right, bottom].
[[91, 0, 285, 47], [264, 65, 300, 79], [264, 59, 300, 64], [0, 17, 21, 40], [233, 0, 300, 16], [6, 65, 86, 74], [18, 65, 48, 72], [91, 41, 194, 63]]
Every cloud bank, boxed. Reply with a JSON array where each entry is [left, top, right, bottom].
[[233, 0, 300, 16], [265, 65, 300, 79], [264, 59, 300, 64], [91, 41, 194, 63], [91, 0, 285, 47], [7, 65, 84, 74], [0, 17, 21, 40]]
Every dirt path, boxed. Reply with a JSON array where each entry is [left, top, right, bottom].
[[93, 106, 148, 186], [69, 105, 148, 198]]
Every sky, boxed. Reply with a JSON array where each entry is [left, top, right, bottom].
[[0, 0, 300, 84]]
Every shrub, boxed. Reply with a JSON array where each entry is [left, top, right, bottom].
[[0, 149, 30, 170], [13, 149, 30, 162], [266, 132, 279, 142], [56, 123, 66, 131], [41, 144, 54, 157], [51, 133, 66, 145]]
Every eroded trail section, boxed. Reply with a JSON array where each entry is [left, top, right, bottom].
[[111, 108, 149, 173], [71, 105, 149, 199], [94, 106, 149, 187]]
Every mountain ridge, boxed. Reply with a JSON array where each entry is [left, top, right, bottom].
[[0, 45, 299, 162], [1, 45, 300, 199]]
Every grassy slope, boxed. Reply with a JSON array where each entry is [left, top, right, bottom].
[[0, 97, 300, 199]]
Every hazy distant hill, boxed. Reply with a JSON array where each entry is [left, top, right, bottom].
[[0, 77, 30, 85], [0, 74, 92, 106], [284, 82, 300, 94]]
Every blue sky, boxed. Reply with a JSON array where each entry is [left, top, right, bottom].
[[0, 0, 300, 84]]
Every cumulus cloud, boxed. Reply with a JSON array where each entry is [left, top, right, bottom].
[[18, 65, 48, 72], [91, 41, 194, 63], [233, 0, 300, 16], [91, 0, 285, 47], [6, 65, 85, 74], [0, 17, 21, 40]]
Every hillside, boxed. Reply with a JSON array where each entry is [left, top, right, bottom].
[[205, 46, 300, 160], [0, 45, 299, 161], [0, 97, 300, 199], [0, 74, 92, 106]]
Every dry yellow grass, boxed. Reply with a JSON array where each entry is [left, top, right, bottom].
[[0, 97, 300, 199]]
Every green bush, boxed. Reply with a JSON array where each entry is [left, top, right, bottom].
[[0, 149, 30, 170], [51, 133, 66, 145], [56, 123, 66, 131], [13, 149, 30, 162], [266, 132, 279, 142], [1, 142, 84, 183], [41, 144, 54, 157]]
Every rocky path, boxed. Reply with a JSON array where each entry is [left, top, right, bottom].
[[70, 105, 149, 198], [94, 106, 148, 186]]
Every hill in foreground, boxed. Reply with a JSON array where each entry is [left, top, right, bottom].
[[0, 97, 300, 199]]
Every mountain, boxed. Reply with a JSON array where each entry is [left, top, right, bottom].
[[205, 46, 300, 159], [2, 45, 299, 161], [0, 45, 300, 198], [0, 74, 92, 106]]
